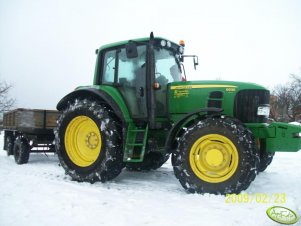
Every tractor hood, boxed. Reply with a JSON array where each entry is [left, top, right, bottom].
[[169, 80, 267, 93], [168, 80, 270, 123]]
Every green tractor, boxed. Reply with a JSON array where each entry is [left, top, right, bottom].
[[55, 32, 301, 194]]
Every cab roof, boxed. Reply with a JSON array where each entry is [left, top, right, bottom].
[[98, 36, 179, 52]]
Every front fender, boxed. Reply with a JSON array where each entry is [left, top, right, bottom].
[[164, 108, 223, 152]]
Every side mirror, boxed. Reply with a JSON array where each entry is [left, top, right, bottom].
[[181, 55, 199, 70], [125, 41, 138, 58], [193, 56, 198, 70]]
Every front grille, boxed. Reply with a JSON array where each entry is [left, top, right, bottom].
[[234, 90, 270, 123]]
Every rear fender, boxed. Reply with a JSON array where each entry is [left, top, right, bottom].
[[57, 87, 130, 123]]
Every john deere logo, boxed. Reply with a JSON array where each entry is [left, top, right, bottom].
[[266, 206, 299, 225]]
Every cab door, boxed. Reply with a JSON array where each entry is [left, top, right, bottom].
[[102, 45, 148, 119]]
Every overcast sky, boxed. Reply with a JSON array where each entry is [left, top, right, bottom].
[[1, 0, 301, 109]]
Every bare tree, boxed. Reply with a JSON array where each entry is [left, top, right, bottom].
[[288, 74, 301, 121], [271, 73, 301, 122], [0, 80, 15, 112], [271, 85, 290, 121], [269, 94, 280, 121]]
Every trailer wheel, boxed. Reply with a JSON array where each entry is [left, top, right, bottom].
[[172, 117, 258, 195], [257, 139, 275, 172], [13, 137, 30, 164], [6, 136, 15, 156], [126, 153, 169, 171], [55, 99, 124, 183]]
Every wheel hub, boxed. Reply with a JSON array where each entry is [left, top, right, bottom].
[[205, 148, 224, 167], [189, 134, 239, 183], [86, 132, 99, 149]]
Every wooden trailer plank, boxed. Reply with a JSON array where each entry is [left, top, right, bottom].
[[3, 108, 60, 130]]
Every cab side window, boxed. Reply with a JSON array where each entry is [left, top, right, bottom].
[[102, 50, 116, 84]]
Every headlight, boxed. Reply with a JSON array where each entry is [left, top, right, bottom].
[[257, 105, 270, 116]]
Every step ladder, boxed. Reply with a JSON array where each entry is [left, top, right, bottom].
[[123, 123, 148, 162]]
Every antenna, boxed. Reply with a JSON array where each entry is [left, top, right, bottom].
[[150, 32, 154, 39]]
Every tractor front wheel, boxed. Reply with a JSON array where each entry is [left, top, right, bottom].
[[55, 99, 124, 183], [172, 117, 258, 195]]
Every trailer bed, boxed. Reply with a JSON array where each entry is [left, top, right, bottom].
[[3, 108, 59, 132], [3, 108, 61, 164]]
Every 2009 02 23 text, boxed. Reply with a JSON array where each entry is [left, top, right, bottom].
[[225, 193, 286, 204]]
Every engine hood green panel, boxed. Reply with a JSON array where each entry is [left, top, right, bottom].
[[168, 80, 268, 117]]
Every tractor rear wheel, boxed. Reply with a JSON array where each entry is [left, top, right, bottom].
[[55, 99, 124, 183], [172, 117, 258, 195]]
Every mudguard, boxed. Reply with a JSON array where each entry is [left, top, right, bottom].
[[56, 87, 128, 123], [164, 107, 223, 152]]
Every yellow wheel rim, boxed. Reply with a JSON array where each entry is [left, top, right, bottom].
[[64, 116, 102, 167], [189, 134, 239, 183]]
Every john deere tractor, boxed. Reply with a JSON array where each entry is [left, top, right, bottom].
[[55, 33, 301, 194]]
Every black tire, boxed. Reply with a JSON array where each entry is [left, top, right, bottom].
[[172, 117, 259, 195], [55, 98, 124, 183], [6, 136, 15, 156], [13, 137, 30, 164], [257, 139, 275, 172], [126, 152, 169, 171]]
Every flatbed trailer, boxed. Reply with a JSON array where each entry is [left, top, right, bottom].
[[2, 108, 60, 164]]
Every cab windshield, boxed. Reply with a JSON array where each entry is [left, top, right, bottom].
[[154, 47, 182, 85]]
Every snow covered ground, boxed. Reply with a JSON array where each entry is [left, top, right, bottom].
[[0, 133, 300, 226]]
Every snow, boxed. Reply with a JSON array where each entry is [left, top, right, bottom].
[[0, 133, 301, 226], [289, 122, 301, 126]]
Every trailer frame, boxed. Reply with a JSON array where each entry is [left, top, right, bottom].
[[2, 108, 60, 164]]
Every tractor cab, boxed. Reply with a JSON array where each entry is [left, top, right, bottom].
[[95, 33, 197, 126]]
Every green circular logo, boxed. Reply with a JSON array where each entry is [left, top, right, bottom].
[[266, 206, 299, 225]]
